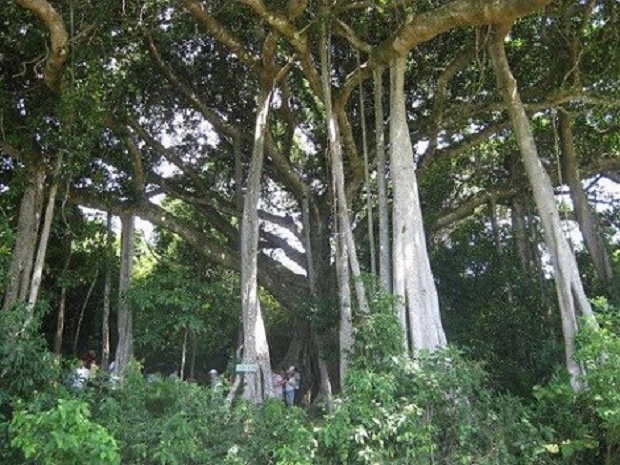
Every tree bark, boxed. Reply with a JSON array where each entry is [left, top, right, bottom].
[[73, 269, 98, 356], [240, 86, 275, 403], [54, 244, 72, 355], [389, 55, 447, 353], [3, 165, 45, 311], [101, 212, 113, 370], [14, 0, 69, 93], [320, 21, 368, 381], [358, 52, 376, 281], [511, 197, 533, 277], [114, 212, 135, 375], [374, 68, 391, 293], [558, 110, 613, 287], [54, 286, 67, 355], [302, 193, 333, 408], [489, 24, 596, 391], [26, 154, 63, 318]]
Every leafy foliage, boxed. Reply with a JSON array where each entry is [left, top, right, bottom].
[[10, 398, 120, 465]]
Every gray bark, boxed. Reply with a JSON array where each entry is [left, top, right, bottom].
[[54, 287, 67, 355], [101, 212, 113, 370], [559, 110, 613, 287], [3, 165, 44, 311], [374, 68, 391, 293], [320, 22, 365, 381], [240, 86, 275, 403], [358, 52, 376, 281], [390, 56, 447, 353], [489, 24, 596, 392], [26, 154, 63, 316], [114, 212, 135, 375]]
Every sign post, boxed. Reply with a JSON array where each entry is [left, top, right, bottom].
[[235, 363, 259, 373]]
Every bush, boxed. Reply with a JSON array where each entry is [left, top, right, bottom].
[[318, 348, 548, 465], [9, 398, 120, 465]]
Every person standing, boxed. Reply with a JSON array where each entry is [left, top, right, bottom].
[[284, 366, 300, 407], [272, 369, 285, 401], [209, 369, 223, 402], [72, 359, 90, 389]]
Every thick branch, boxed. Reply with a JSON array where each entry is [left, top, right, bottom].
[[15, 0, 69, 93], [181, 0, 261, 72], [236, 0, 323, 97], [71, 192, 309, 308], [340, 0, 552, 106]]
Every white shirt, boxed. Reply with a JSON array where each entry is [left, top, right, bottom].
[[73, 366, 90, 389]]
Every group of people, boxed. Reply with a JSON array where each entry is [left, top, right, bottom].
[[272, 366, 300, 406], [71, 350, 117, 389], [72, 355, 301, 406]]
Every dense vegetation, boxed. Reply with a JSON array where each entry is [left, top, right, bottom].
[[1, 0, 619, 463]]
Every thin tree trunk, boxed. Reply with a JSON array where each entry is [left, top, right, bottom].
[[559, 110, 613, 287], [358, 51, 376, 281], [73, 269, 99, 356], [390, 56, 447, 352], [3, 165, 45, 311], [511, 197, 533, 277], [489, 24, 596, 391], [302, 193, 333, 409], [54, 243, 72, 355], [240, 85, 275, 403], [114, 212, 135, 375], [190, 330, 197, 380], [26, 154, 64, 318], [54, 286, 67, 355], [234, 133, 244, 214], [101, 212, 113, 371], [374, 68, 391, 293], [490, 198, 514, 305], [320, 21, 365, 382], [180, 326, 188, 380]]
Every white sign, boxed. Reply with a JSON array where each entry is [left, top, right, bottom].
[[236, 363, 259, 373]]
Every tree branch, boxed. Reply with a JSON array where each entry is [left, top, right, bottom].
[[15, 0, 69, 93]]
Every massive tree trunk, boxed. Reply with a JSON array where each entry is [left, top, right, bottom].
[[558, 110, 613, 288], [3, 165, 45, 312], [114, 212, 135, 375], [389, 55, 447, 353], [240, 86, 275, 403], [374, 68, 391, 293], [489, 24, 596, 391]]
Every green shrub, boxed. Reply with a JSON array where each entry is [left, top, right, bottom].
[[9, 398, 120, 465], [317, 348, 548, 465], [0, 304, 61, 400]]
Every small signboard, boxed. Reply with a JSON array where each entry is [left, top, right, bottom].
[[235, 363, 259, 373]]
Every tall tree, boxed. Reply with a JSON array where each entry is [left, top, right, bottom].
[[488, 23, 597, 391], [389, 55, 447, 352], [240, 84, 276, 402], [114, 213, 135, 375], [558, 110, 614, 288]]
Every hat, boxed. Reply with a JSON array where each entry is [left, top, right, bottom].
[[287, 366, 295, 372], [209, 369, 218, 374]]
